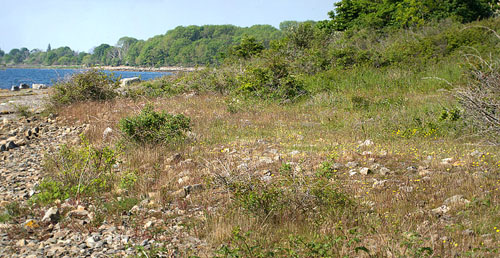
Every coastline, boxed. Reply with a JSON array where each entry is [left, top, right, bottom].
[[2, 65, 201, 72]]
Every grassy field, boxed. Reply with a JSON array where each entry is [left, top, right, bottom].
[[17, 16, 500, 257], [53, 65, 499, 257]]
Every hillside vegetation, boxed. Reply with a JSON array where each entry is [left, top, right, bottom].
[[3, 1, 500, 257], [0, 24, 282, 67]]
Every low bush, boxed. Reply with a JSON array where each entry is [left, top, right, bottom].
[[49, 69, 120, 106], [226, 168, 352, 224], [236, 60, 307, 101], [32, 138, 120, 205], [119, 104, 191, 145]]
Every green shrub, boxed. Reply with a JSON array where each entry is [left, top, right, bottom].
[[49, 69, 120, 106], [119, 104, 191, 144], [237, 61, 307, 101], [32, 138, 119, 205], [228, 172, 352, 223]]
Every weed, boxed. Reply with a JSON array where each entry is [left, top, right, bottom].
[[11, 103, 33, 118]]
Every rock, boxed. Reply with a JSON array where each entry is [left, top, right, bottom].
[[359, 139, 373, 147], [359, 167, 372, 175], [16, 239, 27, 247], [373, 180, 388, 189], [121, 235, 129, 245], [418, 169, 432, 177], [20, 83, 30, 89], [68, 205, 90, 219], [86, 236, 98, 248], [32, 83, 48, 90], [441, 158, 453, 165], [178, 176, 190, 184], [144, 221, 154, 229], [463, 229, 475, 236], [346, 161, 358, 168], [42, 206, 60, 223], [431, 205, 450, 216], [349, 169, 358, 176], [399, 186, 414, 193], [6, 141, 18, 150], [103, 127, 113, 140], [443, 195, 470, 207], [25, 129, 32, 137], [10, 85, 20, 91], [406, 166, 417, 172], [119, 77, 141, 87], [379, 167, 391, 175], [332, 163, 343, 170], [23, 219, 39, 230], [185, 184, 203, 195], [259, 157, 273, 165]]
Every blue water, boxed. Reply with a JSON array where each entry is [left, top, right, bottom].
[[0, 68, 172, 89]]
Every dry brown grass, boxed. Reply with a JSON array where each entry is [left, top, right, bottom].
[[53, 92, 500, 256]]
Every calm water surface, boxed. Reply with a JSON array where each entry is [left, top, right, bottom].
[[0, 68, 172, 89]]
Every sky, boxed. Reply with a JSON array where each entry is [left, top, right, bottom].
[[0, 0, 335, 53]]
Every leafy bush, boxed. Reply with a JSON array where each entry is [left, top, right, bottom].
[[49, 69, 120, 106], [119, 104, 191, 144], [237, 59, 307, 101], [32, 138, 119, 205]]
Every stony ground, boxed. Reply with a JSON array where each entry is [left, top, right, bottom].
[[0, 91, 209, 257]]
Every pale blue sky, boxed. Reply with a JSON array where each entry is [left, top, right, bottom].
[[0, 0, 335, 53]]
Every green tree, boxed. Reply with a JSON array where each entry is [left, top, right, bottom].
[[329, 0, 498, 30], [231, 35, 265, 59], [92, 44, 112, 64]]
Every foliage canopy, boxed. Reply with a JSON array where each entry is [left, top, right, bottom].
[[329, 0, 498, 30]]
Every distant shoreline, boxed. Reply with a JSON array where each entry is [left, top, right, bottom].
[[2, 65, 201, 72]]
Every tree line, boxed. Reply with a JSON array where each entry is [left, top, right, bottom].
[[1, 0, 497, 68], [0, 24, 282, 67]]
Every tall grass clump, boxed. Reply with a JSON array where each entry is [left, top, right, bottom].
[[49, 69, 120, 107]]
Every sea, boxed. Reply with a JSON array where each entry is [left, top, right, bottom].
[[0, 68, 172, 89]]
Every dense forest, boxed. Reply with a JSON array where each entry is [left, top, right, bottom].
[[0, 24, 282, 67]]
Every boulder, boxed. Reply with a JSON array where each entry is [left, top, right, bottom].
[[41, 207, 60, 223], [10, 85, 20, 91], [119, 77, 141, 87], [19, 83, 30, 89], [32, 83, 48, 90]]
